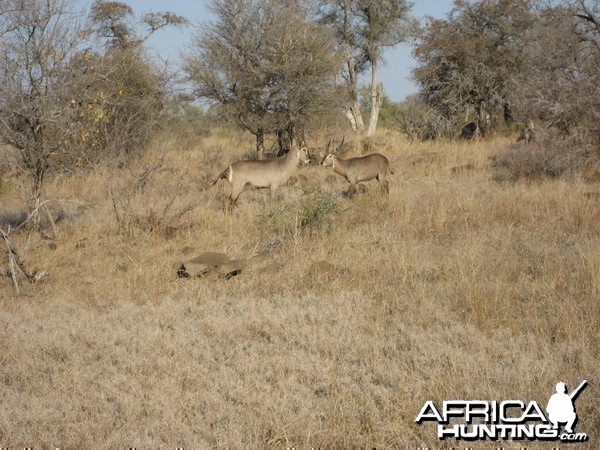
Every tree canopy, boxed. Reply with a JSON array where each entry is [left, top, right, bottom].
[[412, 0, 536, 125], [318, 0, 415, 135], [185, 0, 342, 155]]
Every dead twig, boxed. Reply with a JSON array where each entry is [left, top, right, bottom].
[[0, 225, 48, 293]]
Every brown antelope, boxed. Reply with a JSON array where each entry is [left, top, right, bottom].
[[460, 121, 480, 140], [517, 119, 535, 145], [320, 140, 390, 196], [212, 144, 311, 207]]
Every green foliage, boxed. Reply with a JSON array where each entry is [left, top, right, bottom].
[[170, 104, 211, 137], [298, 187, 338, 234], [181, 105, 209, 135], [359, 85, 403, 129], [258, 187, 338, 238], [378, 97, 404, 130]]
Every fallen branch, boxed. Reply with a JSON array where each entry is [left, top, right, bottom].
[[0, 225, 48, 293]]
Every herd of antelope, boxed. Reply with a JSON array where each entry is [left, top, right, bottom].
[[212, 138, 392, 208]]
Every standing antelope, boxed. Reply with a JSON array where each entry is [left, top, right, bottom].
[[517, 119, 535, 145], [320, 142, 390, 196], [212, 144, 311, 207]]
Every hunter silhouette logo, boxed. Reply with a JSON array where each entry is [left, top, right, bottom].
[[416, 380, 589, 442], [546, 380, 587, 434]]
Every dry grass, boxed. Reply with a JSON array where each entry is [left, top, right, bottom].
[[0, 130, 598, 447]]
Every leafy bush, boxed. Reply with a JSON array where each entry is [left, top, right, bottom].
[[298, 187, 338, 234], [258, 187, 338, 238], [168, 104, 211, 138]]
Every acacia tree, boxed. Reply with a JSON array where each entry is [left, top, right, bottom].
[[185, 0, 340, 156], [90, 0, 187, 50], [412, 0, 536, 131], [0, 0, 88, 220], [318, 0, 414, 136]]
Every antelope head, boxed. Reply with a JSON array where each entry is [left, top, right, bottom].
[[320, 137, 344, 167], [298, 144, 311, 165]]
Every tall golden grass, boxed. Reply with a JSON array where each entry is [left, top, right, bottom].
[[0, 129, 598, 447]]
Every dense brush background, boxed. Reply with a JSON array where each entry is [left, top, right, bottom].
[[1, 129, 598, 447]]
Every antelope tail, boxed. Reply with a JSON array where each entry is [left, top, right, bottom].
[[212, 167, 229, 185]]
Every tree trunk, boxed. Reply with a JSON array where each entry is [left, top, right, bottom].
[[344, 108, 358, 131], [503, 102, 514, 125], [277, 129, 289, 156], [277, 123, 297, 157], [345, 58, 364, 134], [30, 184, 42, 228], [476, 106, 490, 137], [29, 158, 46, 228], [289, 122, 305, 150], [256, 128, 265, 159], [366, 60, 383, 137]]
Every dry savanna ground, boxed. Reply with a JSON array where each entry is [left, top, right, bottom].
[[0, 129, 598, 448]]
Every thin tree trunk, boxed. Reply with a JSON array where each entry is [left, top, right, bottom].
[[366, 60, 383, 137], [30, 163, 45, 228], [345, 58, 364, 134], [277, 129, 288, 156], [277, 123, 296, 157], [344, 108, 358, 131], [256, 128, 264, 159], [503, 102, 514, 125]]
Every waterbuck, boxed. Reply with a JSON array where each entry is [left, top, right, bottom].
[[517, 119, 535, 145], [212, 145, 311, 207], [320, 141, 390, 196]]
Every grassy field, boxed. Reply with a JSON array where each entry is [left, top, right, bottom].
[[0, 129, 598, 447]]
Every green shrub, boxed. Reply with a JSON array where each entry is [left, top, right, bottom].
[[298, 187, 338, 234], [258, 187, 338, 238]]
